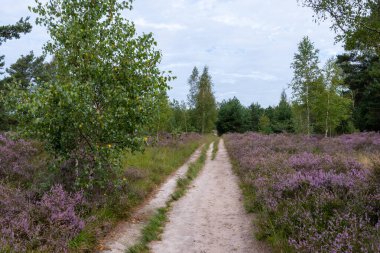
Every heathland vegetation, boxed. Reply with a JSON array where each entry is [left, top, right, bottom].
[[225, 132, 380, 252], [0, 0, 380, 252]]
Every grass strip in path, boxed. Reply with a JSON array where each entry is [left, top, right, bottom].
[[211, 138, 220, 160], [126, 143, 211, 253]]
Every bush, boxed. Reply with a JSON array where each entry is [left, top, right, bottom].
[[0, 134, 39, 184]]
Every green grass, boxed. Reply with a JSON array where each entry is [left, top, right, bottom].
[[69, 138, 206, 252], [126, 143, 211, 253], [211, 138, 220, 160], [127, 207, 169, 253]]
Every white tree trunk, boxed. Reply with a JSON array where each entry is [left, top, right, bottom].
[[325, 91, 330, 138], [306, 84, 310, 137]]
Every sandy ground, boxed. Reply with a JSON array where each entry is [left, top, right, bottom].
[[99, 147, 203, 253], [149, 139, 269, 253]]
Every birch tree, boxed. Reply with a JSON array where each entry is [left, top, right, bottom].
[[290, 36, 321, 136], [193, 66, 217, 134], [314, 58, 353, 136]]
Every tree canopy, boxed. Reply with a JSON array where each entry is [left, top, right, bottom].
[[216, 97, 249, 135], [299, 0, 380, 53], [187, 66, 217, 134], [290, 36, 321, 136], [4, 0, 173, 190], [0, 17, 32, 74]]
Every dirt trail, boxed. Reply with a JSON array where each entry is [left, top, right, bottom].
[[149, 139, 269, 253], [99, 147, 203, 253]]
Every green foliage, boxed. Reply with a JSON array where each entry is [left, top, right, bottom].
[[290, 36, 322, 136], [290, 38, 355, 135], [258, 114, 272, 134], [149, 92, 173, 135], [168, 99, 189, 133], [299, 0, 380, 54], [5, 0, 172, 192], [337, 53, 380, 131], [248, 103, 264, 131], [0, 18, 32, 129], [188, 66, 217, 134], [187, 67, 199, 109], [300, 1, 380, 133], [216, 94, 294, 135], [0, 17, 32, 46], [0, 52, 53, 130], [272, 91, 294, 133], [0, 17, 32, 74], [216, 97, 249, 135], [312, 58, 353, 136], [2, 51, 49, 89]]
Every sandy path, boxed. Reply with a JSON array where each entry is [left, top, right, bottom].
[[99, 147, 203, 253], [149, 139, 269, 253]]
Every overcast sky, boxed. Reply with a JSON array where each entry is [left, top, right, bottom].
[[0, 0, 342, 107]]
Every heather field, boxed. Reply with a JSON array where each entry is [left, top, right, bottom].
[[225, 133, 380, 253], [0, 133, 202, 252]]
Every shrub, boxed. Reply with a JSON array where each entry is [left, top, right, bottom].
[[0, 184, 84, 252], [0, 134, 39, 184]]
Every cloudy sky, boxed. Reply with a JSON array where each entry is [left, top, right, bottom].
[[0, 0, 342, 107]]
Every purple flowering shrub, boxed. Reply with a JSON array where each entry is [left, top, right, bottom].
[[0, 134, 85, 252], [225, 132, 380, 252], [0, 184, 84, 252], [0, 134, 39, 183]]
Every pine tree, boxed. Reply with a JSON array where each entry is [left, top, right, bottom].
[[248, 103, 264, 131], [0, 17, 32, 74], [272, 90, 293, 133], [0, 18, 32, 130]]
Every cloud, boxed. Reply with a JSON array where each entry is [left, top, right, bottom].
[[211, 14, 263, 30], [218, 71, 279, 82], [134, 18, 186, 31], [161, 62, 201, 69], [197, 0, 218, 11], [219, 79, 236, 84], [215, 91, 238, 101]]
